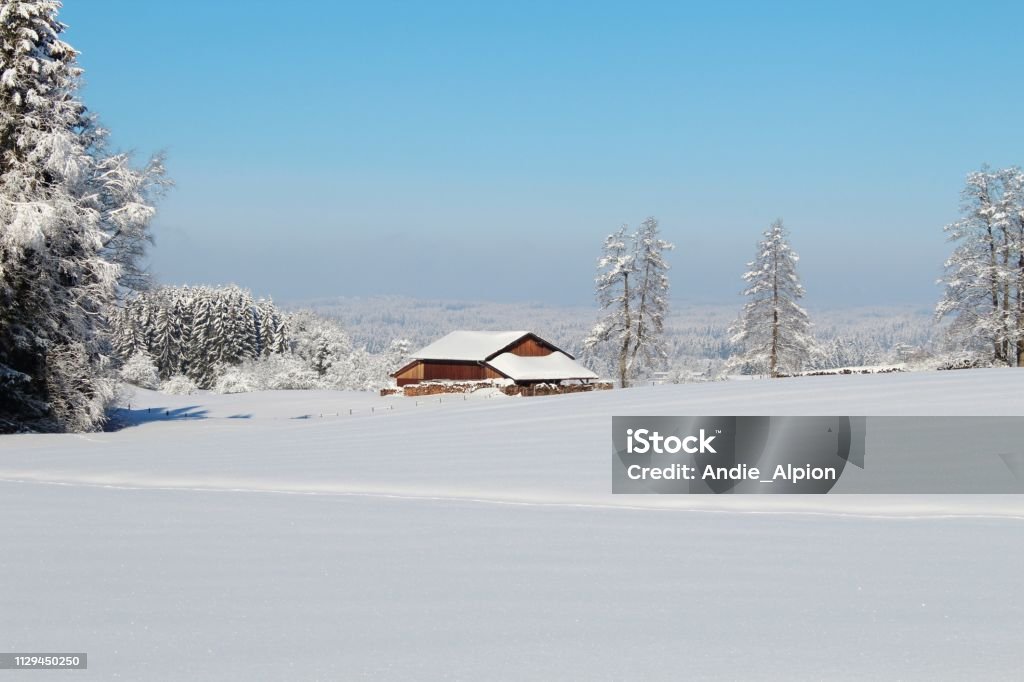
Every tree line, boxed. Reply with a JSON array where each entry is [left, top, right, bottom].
[[112, 286, 412, 395], [584, 217, 813, 382], [111, 286, 288, 389], [586, 167, 1023, 384]]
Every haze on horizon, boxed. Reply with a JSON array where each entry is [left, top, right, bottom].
[[61, 1, 1024, 309]]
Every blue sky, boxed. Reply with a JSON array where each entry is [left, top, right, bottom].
[[62, 1, 1024, 307]]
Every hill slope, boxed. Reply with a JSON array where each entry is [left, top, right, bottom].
[[1, 370, 1022, 679]]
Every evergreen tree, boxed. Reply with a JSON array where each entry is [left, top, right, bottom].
[[186, 292, 215, 388], [110, 306, 141, 360], [236, 290, 258, 361], [0, 0, 164, 431], [629, 217, 674, 372], [728, 219, 815, 377], [113, 285, 294, 388], [152, 304, 177, 379], [584, 226, 634, 387], [584, 218, 674, 387], [270, 311, 288, 354], [253, 301, 269, 357], [937, 166, 1024, 365], [212, 292, 233, 365], [1010, 169, 1024, 365]]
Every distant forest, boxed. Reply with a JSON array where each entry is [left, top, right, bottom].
[[297, 296, 937, 379]]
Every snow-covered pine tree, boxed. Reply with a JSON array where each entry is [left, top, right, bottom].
[[936, 167, 1024, 365], [270, 312, 288, 354], [629, 217, 674, 372], [238, 290, 258, 362], [583, 226, 636, 387], [110, 306, 141, 361], [1008, 168, 1024, 365], [0, 0, 164, 431], [169, 287, 192, 375], [211, 292, 233, 366], [226, 286, 256, 364], [728, 219, 815, 378], [185, 291, 215, 388], [255, 300, 286, 357], [138, 295, 155, 351], [111, 285, 298, 388], [253, 300, 269, 357], [221, 287, 247, 363], [150, 288, 191, 378], [583, 219, 675, 387], [152, 303, 177, 380]]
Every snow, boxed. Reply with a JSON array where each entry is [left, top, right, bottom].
[[410, 330, 534, 360], [937, 166, 1024, 361], [584, 219, 674, 380], [0, 1, 165, 432], [2, 369, 1024, 679], [487, 351, 599, 381], [731, 219, 814, 376]]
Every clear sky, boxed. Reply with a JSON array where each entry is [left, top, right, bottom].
[[61, 0, 1024, 308]]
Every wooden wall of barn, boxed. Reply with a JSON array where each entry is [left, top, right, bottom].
[[505, 336, 555, 357], [393, 361, 424, 386], [395, 360, 503, 386]]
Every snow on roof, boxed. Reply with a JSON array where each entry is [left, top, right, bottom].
[[410, 330, 532, 361], [487, 352, 599, 382]]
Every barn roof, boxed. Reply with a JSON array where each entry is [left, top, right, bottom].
[[486, 352, 599, 382], [410, 330, 534, 361]]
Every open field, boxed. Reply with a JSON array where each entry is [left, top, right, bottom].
[[2, 370, 1023, 679]]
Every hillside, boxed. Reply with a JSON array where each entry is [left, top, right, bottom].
[[1, 370, 1022, 679]]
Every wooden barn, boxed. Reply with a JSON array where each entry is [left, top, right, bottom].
[[391, 331, 599, 387]]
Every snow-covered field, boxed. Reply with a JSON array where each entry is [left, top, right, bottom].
[[2, 370, 1023, 679]]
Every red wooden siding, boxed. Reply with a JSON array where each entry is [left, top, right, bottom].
[[504, 336, 554, 357], [394, 360, 504, 386]]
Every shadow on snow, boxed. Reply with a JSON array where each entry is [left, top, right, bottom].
[[104, 405, 209, 431]]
